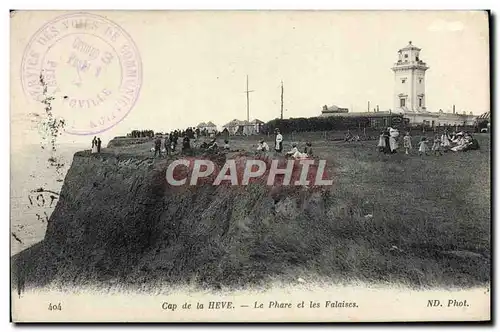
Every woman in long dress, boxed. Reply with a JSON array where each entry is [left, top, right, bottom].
[[91, 137, 98, 153], [388, 127, 399, 153]]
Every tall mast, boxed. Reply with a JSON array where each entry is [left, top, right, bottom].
[[244, 75, 254, 122], [280, 80, 284, 120]]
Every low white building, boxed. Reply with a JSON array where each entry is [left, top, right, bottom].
[[393, 108, 477, 127], [222, 119, 261, 135], [319, 104, 349, 117], [197, 121, 217, 133], [250, 119, 265, 133]]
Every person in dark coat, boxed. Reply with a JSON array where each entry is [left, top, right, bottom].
[[164, 136, 170, 156], [154, 136, 162, 157], [182, 136, 191, 153], [383, 130, 391, 154], [97, 138, 102, 153]]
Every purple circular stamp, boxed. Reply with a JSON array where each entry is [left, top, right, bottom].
[[21, 12, 142, 136]]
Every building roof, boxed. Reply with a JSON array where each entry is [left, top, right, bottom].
[[321, 104, 349, 113], [322, 111, 397, 118], [197, 121, 217, 128], [251, 119, 265, 124], [394, 107, 431, 114], [398, 41, 421, 52], [478, 111, 490, 120], [223, 119, 254, 127], [223, 119, 241, 127]]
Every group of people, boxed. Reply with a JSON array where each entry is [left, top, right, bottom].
[[151, 133, 232, 158], [377, 127, 401, 154], [377, 128, 480, 156], [255, 129, 314, 160], [91, 137, 102, 153]]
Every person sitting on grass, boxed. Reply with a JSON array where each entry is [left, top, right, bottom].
[[286, 143, 308, 159], [257, 139, 270, 152], [450, 133, 467, 152], [304, 142, 313, 157], [418, 137, 429, 156], [441, 130, 451, 151], [464, 135, 480, 151], [344, 130, 353, 142], [207, 139, 219, 151]]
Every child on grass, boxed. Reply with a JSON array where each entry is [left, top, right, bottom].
[[418, 137, 429, 156], [403, 132, 412, 155], [377, 131, 386, 153], [432, 134, 443, 156]]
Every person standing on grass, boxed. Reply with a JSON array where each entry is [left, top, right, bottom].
[[163, 135, 170, 156], [418, 137, 429, 156], [383, 129, 391, 154], [153, 136, 162, 158], [97, 137, 102, 153], [91, 136, 98, 153], [432, 134, 443, 156], [403, 132, 412, 155], [275, 129, 283, 153], [182, 135, 191, 153], [389, 127, 399, 153], [377, 131, 386, 153]]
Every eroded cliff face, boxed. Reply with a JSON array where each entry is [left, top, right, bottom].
[[14, 152, 329, 289], [13, 150, 491, 292]]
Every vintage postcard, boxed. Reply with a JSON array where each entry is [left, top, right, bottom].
[[10, 10, 491, 322]]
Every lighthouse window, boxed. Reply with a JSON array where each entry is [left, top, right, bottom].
[[419, 78, 422, 84], [419, 97, 423, 107], [400, 98, 406, 107], [401, 79, 406, 83], [404, 54, 408, 58]]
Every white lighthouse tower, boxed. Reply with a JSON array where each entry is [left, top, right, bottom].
[[392, 41, 429, 113]]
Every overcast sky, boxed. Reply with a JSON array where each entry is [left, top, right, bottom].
[[11, 10, 489, 146]]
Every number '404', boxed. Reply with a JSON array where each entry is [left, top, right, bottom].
[[48, 302, 62, 311]]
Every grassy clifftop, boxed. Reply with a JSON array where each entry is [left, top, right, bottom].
[[12, 134, 491, 292]]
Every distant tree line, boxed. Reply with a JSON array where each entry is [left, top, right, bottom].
[[264, 116, 405, 134], [127, 130, 155, 138]]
